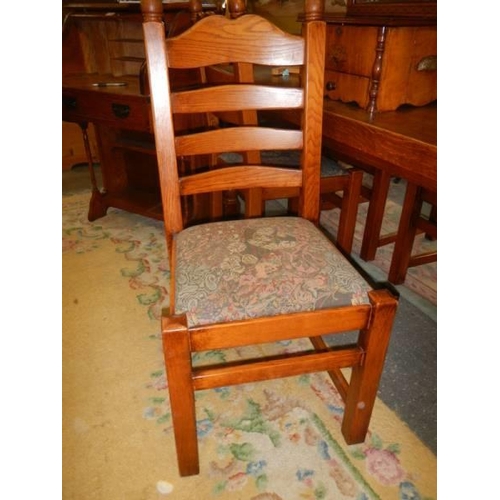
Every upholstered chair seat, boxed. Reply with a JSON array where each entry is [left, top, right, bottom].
[[174, 217, 372, 327]]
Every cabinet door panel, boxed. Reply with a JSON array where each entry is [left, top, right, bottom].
[[377, 27, 436, 109], [325, 25, 378, 76], [75, 19, 113, 75], [105, 20, 146, 76], [377, 29, 417, 110], [405, 27, 437, 106]]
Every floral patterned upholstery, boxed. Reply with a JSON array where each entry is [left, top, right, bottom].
[[174, 217, 372, 327]]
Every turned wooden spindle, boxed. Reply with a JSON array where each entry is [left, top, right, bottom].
[[367, 25, 387, 119]]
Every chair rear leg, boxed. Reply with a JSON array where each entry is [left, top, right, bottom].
[[161, 315, 200, 476], [341, 289, 397, 444], [388, 183, 421, 285], [425, 201, 437, 241], [360, 170, 391, 261], [336, 169, 363, 254]]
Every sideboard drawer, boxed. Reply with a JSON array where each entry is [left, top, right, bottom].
[[62, 85, 151, 132], [324, 70, 370, 108]]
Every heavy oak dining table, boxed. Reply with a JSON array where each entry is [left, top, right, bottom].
[[320, 100, 437, 193]]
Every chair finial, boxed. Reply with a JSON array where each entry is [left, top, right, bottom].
[[303, 0, 324, 21], [228, 0, 247, 18], [189, 0, 203, 22], [141, 0, 163, 22]]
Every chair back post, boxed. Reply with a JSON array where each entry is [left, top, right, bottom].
[[299, 0, 326, 223], [141, 0, 184, 257]]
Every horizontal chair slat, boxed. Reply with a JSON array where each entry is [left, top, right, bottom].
[[192, 347, 364, 390], [175, 127, 303, 156], [171, 85, 304, 114], [179, 166, 302, 195], [189, 305, 372, 351]]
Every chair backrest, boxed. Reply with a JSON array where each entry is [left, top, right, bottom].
[[141, 0, 326, 252]]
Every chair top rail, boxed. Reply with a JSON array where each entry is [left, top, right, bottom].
[[166, 14, 305, 69]]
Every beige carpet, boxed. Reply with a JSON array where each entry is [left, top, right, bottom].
[[63, 193, 436, 500]]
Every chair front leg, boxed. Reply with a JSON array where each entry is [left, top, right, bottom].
[[341, 289, 397, 444], [161, 315, 200, 476]]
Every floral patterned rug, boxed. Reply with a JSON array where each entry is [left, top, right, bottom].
[[63, 192, 436, 500]]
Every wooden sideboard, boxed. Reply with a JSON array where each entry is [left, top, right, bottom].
[[322, 15, 436, 114]]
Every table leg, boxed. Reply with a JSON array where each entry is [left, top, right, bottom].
[[79, 122, 108, 221]]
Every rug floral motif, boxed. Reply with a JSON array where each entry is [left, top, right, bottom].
[[63, 192, 436, 500]]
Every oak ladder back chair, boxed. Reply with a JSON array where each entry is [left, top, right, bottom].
[[141, 0, 398, 477]]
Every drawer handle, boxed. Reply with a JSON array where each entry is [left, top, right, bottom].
[[417, 55, 437, 72], [63, 96, 77, 110], [112, 103, 130, 119], [326, 81, 337, 91]]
